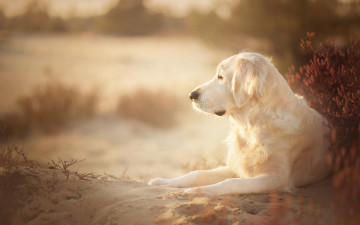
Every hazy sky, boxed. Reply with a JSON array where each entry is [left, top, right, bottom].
[[0, 0, 232, 18]]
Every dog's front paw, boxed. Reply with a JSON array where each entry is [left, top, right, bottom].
[[148, 178, 169, 186], [148, 178, 187, 188]]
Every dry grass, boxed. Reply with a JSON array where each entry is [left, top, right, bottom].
[[0, 126, 39, 169], [0, 142, 39, 170], [0, 80, 99, 138], [116, 88, 184, 128], [47, 158, 85, 181]]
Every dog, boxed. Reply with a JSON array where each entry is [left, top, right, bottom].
[[148, 52, 330, 195]]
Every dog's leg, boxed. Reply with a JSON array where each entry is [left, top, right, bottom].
[[148, 166, 235, 188], [185, 174, 289, 195]]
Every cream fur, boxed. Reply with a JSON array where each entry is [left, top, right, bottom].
[[148, 52, 330, 195]]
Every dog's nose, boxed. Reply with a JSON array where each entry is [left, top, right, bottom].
[[189, 91, 199, 101]]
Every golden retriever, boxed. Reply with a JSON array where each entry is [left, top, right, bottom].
[[148, 52, 330, 195]]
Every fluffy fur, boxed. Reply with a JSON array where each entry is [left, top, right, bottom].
[[148, 52, 330, 195]]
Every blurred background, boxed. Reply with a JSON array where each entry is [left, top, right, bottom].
[[0, 0, 359, 181]]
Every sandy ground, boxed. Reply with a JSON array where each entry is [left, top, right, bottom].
[[0, 166, 335, 225], [22, 115, 230, 181]]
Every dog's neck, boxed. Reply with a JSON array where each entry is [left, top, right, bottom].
[[229, 90, 298, 128], [229, 102, 264, 128]]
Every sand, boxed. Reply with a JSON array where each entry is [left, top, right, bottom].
[[0, 166, 335, 225]]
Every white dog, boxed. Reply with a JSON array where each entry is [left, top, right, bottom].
[[149, 52, 330, 195]]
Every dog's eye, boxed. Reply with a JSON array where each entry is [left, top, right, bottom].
[[217, 75, 223, 80]]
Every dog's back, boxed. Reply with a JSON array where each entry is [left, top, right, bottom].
[[290, 102, 330, 187]]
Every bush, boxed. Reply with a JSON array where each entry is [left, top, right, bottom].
[[0, 81, 99, 137], [116, 88, 183, 128], [286, 33, 360, 225]]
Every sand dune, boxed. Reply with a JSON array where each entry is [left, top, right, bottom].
[[1, 166, 335, 225]]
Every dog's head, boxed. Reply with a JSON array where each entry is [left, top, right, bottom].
[[189, 52, 268, 116]]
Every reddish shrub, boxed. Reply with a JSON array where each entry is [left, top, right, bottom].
[[287, 33, 359, 149], [286, 33, 360, 225]]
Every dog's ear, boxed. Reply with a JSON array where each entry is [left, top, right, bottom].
[[231, 58, 265, 107]]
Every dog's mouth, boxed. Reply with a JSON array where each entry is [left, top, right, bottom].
[[192, 101, 226, 116], [214, 110, 226, 116]]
